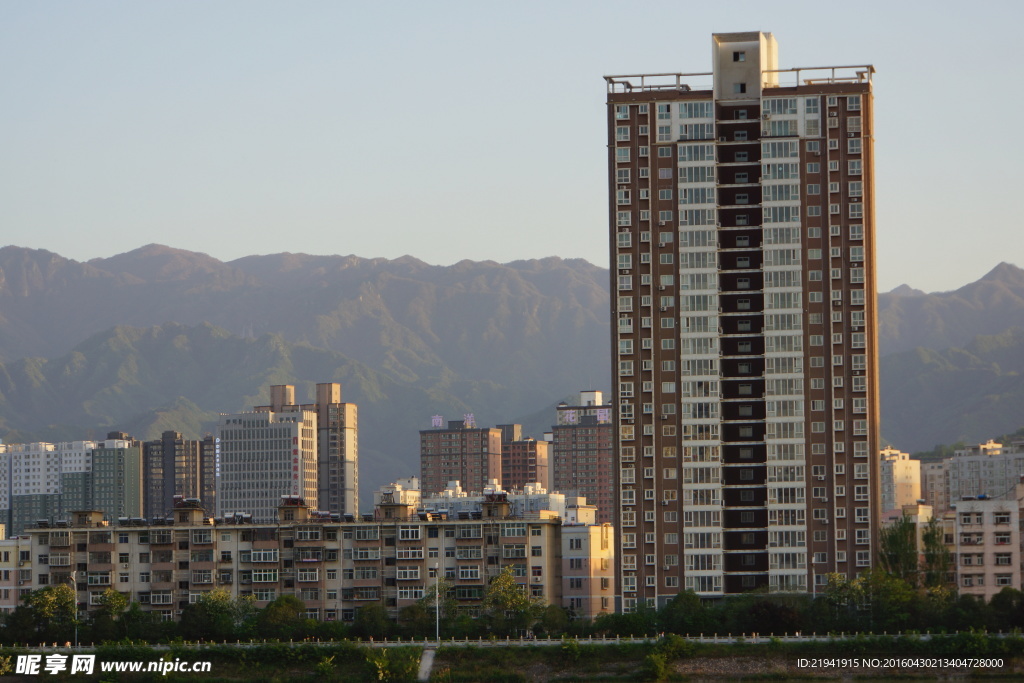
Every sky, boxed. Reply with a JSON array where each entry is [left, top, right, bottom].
[[1, 0, 1021, 293]]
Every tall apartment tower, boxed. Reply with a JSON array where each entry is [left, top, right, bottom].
[[606, 32, 879, 606], [256, 383, 359, 516], [89, 435, 144, 520], [143, 431, 217, 520], [502, 436, 550, 492], [551, 391, 615, 523], [419, 417, 502, 496]]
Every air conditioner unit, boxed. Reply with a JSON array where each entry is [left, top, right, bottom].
[[532, 576, 542, 583], [847, 132, 855, 137], [816, 475, 825, 481], [660, 307, 668, 312], [761, 114, 770, 120], [829, 112, 838, 117], [122, 563, 130, 568], [661, 501, 669, 506], [658, 243, 665, 248], [659, 221, 667, 226], [719, 136, 726, 142], [663, 565, 671, 571]]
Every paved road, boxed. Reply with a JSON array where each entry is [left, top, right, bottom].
[[417, 648, 435, 682]]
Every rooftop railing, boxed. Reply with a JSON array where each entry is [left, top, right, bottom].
[[605, 64, 874, 94]]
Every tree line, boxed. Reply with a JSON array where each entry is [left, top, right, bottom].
[[6, 540, 1023, 646], [0, 566, 572, 645]]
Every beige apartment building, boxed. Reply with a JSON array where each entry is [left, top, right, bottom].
[[879, 447, 921, 514], [561, 512, 615, 619], [922, 460, 949, 515], [949, 495, 1021, 601], [256, 384, 359, 517], [23, 488, 613, 623], [0, 531, 30, 613]]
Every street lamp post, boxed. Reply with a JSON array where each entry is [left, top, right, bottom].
[[69, 571, 78, 649], [434, 562, 440, 644]]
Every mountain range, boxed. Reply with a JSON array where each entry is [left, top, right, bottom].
[[1, 244, 1023, 504], [877, 261, 1024, 354]]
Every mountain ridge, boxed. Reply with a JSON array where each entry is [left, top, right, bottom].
[[3, 245, 1024, 498]]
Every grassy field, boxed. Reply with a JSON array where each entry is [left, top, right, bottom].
[[1, 633, 1021, 682]]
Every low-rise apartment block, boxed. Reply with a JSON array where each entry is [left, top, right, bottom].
[[0, 531, 30, 613], [949, 495, 1020, 601], [24, 485, 614, 623]]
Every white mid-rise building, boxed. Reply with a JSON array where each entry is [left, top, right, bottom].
[[0, 441, 97, 535], [946, 441, 1024, 506], [421, 480, 575, 519], [216, 410, 318, 523]]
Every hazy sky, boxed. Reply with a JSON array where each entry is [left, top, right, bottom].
[[1, 1, 1020, 293]]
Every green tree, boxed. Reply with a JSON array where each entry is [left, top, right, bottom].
[[594, 601, 657, 636], [180, 588, 244, 641], [989, 587, 1023, 631], [659, 590, 712, 635], [24, 584, 77, 641], [88, 589, 129, 643], [353, 603, 391, 639], [921, 516, 952, 589], [96, 588, 128, 620], [416, 577, 457, 632], [879, 515, 919, 586], [854, 568, 916, 632], [120, 602, 170, 643], [255, 594, 306, 639], [538, 604, 570, 636], [397, 603, 433, 637], [818, 572, 867, 632], [481, 566, 544, 636], [2, 605, 38, 645]]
